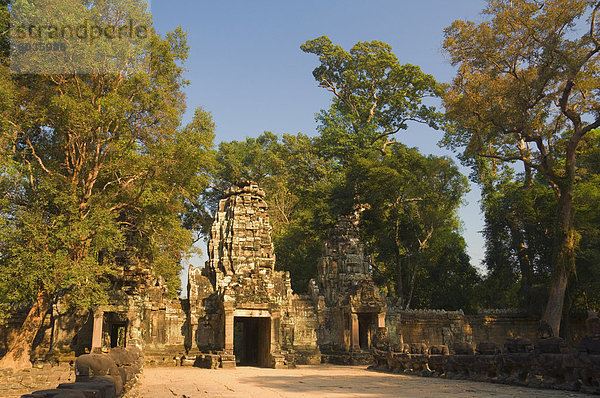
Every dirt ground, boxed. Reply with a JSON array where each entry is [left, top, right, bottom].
[[125, 364, 591, 398]]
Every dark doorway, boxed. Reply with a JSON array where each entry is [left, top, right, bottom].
[[110, 323, 127, 348], [358, 313, 377, 350], [233, 317, 271, 366]]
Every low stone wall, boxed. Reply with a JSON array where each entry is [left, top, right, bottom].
[[386, 309, 540, 348], [469, 310, 539, 346], [0, 363, 74, 398], [143, 344, 187, 367], [371, 339, 600, 395], [388, 309, 471, 347]]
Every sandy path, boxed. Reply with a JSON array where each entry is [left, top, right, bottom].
[[125, 364, 591, 398]]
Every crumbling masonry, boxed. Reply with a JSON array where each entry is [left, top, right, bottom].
[[0, 181, 556, 371]]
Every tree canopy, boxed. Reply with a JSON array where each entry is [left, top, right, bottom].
[[301, 36, 443, 162], [0, 0, 214, 369], [443, 0, 600, 334]]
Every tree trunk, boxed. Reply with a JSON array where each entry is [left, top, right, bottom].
[[509, 219, 534, 301], [405, 257, 418, 310], [542, 189, 576, 337], [0, 290, 51, 370], [542, 268, 569, 337], [395, 251, 403, 305]]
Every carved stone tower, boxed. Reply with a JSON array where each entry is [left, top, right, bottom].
[[205, 181, 275, 289], [201, 181, 295, 368], [310, 214, 386, 363]]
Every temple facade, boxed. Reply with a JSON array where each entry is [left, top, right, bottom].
[[1, 181, 543, 369]]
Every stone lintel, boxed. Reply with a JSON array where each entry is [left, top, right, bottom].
[[233, 309, 270, 318]]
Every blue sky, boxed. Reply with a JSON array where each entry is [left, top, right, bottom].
[[149, 0, 489, 276]]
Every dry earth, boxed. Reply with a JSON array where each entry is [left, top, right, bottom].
[[125, 364, 593, 398]]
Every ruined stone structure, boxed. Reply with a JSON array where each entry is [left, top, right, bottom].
[[370, 314, 600, 394], [187, 182, 318, 368], [2, 180, 593, 393], [309, 214, 386, 364]]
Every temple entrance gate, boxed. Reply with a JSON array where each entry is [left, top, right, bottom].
[[233, 316, 271, 366], [357, 313, 377, 350]]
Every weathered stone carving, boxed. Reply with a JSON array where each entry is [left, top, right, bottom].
[[204, 181, 275, 288], [370, 324, 600, 394], [309, 214, 386, 364]]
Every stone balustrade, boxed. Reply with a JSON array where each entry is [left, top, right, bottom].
[[21, 346, 143, 398], [371, 337, 600, 394]]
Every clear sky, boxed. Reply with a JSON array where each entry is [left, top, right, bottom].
[[149, 0, 489, 277]]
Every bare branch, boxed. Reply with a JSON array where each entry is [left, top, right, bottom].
[[418, 226, 434, 251], [24, 137, 53, 175], [379, 140, 402, 155], [393, 196, 423, 207], [558, 80, 581, 129], [320, 77, 360, 117]]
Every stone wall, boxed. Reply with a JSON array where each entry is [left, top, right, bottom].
[[290, 295, 321, 364], [0, 363, 74, 398], [386, 308, 539, 348], [386, 309, 471, 347], [469, 311, 539, 346]]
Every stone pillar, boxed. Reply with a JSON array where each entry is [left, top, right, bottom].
[[221, 308, 237, 369], [91, 310, 104, 353], [270, 316, 277, 352], [187, 314, 198, 354], [224, 310, 234, 353], [378, 312, 386, 328], [351, 313, 359, 351]]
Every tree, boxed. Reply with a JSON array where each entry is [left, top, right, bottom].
[[0, 0, 214, 369], [345, 145, 470, 308], [569, 132, 600, 313], [302, 37, 477, 305], [478, 173, 556, 311], [301, 36, 443, 162], [443, 0, 600, 335], [410, 230, 482, 313]]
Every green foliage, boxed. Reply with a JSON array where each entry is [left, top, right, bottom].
[[343, 145, 473, 309], [478, 175, 556, 312], [302, 36, 443, 163], [297, 36, 478, 308], [0, 0, 215, 324], [443, 0, 600, 331], [410, 231, 482, 313], [566, 130, 600, 313], [476, 131, 600, 316]]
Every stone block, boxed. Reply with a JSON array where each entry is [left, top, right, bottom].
[[57, 378, 116, 398], [220, 359, 236, 369], [21, 389, 88, 398]]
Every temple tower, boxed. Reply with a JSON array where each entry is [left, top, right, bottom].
[[202, 181, 294, 368], [310, 214, 386, 363]]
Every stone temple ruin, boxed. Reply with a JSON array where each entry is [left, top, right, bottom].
[[0, 181, 562, 367], [309, 214, 386, 363], [189, 182, 304, 368], [2, 181, 600, 396]]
